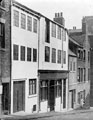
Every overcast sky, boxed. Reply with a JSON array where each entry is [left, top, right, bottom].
[[16, 0, 92, 29]]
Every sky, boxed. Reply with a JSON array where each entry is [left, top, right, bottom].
[[16, 0, 92, 29]]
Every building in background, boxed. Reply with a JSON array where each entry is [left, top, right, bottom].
[[68, 24, 90, 109]]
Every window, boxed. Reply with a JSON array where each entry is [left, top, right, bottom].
[[63, 30, 66, 41], [57, 26, 61, 39], [57, 50, 61, 63], [45, 46, 50, 62], [33, 18, 37, 33], [20, 46, 25, 61], [45, 19, 50, 43], [52, 48, 56, 63], [83, 50, 86, 61], [13, 10, 19, 27], [27, 47, 31, 61], [27, 16, 32, 31], [88, 68, 90, 81], [63, 51, 66, 64], [33, 48, 37, 62], [78, 92, 80, 104], [88, 51, 90, 62], [13, 44, 19, 60], [29, 79, 36, 95], [21, 13, 26, 29], [73, 62, 76, 71], [52, 23, 56, 38], [84, 68, 86, 82], [77, 68, 80, 82], [70, 61, 72, 71], [0, 23, 5, 48], [55, 80, 61, 98], [40, 81, 48, 101]]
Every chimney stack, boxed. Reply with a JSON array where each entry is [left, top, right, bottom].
[[53, 12, 65, 27]]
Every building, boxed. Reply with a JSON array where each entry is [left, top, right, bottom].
[[68, 25, 90, 109], [82, 16, 93, 107], [0, 0, 10, 114], [38, 13, 69, 112], [1, 0, 69, 114]]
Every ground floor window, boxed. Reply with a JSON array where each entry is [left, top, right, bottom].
[[40, 80, 48, 101], [78, 90, 86, 104], [55, 80, 61, 98], [29, 79, 36, 95]]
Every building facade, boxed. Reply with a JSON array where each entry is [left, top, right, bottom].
[[38, 13, 69, 112], [68, 26, 90, 109], [1, 0, 69, 114]]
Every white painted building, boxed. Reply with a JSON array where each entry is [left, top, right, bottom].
[[11, 1, 40, 114], [38, 13, 69, 113]]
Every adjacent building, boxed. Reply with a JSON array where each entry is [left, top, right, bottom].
[[68, 25, 90, 109]]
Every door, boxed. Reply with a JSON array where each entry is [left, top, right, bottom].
[[13, 81, 25, 112], [50, 80, 55, 111], [2, 83, 9, 114]]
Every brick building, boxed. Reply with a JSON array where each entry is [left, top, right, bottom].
[[68, 25, 90, 109]]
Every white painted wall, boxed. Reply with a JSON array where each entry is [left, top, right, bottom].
[[11, 6, 38, 113], [39, 17, 68, 71]]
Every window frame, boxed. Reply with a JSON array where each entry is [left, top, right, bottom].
[[27, 47, 31, 61], [52, 48, 56, 63], [21, 13, 26, 29], [33, 18, 37, 33], [52, 23, 56, 38], [20, 46, 25, 61], [33, 48, 37, 62], [45, 46, 50, 62], [27, 16, 32, 31], [29, 79, 36, 95], [13, 10, 19, 27], [13, 44, 19, 60]]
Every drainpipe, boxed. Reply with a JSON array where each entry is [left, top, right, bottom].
[[37, 16, 40, 113]]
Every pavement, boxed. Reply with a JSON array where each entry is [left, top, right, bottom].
[[0, 107, 93, 120]]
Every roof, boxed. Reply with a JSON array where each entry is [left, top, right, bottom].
[[12, 0, 67, 31], [69, 49, 77, 57], [69, 36, 82, 47], [70, 34, 85, 46]]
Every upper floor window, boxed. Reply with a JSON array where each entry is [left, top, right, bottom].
[[52, 23, 56, 38], [83, 50, 86, 61], [33, 18, 37, 33], [63, 30, 66, 41], [13, 10, 19, 27], [45, 19, 50, 43], [0, 23, 5, 48], [88, 51, 90, 62], [29, 79, 36, 95], [57, 26, 61, 40], [33, 48, 37, 62], [13, 44, 19, 60], [70, 61, 72, 71], [57, 50, 61, 64], [27, 16, 32, 31], [73, 62, 76, 71], [27, 47, 31, 61], [21, 13, 26, 29], [20, 46, 25, 61], [63, 51, 66, 64], [45, 46, 50, 62], [52, 48, 56, 63]]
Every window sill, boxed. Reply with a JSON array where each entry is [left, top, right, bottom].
[[28, 94, 37, 98], [40, 99, 48, 102]]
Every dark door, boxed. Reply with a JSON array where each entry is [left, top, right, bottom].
[[2, 83, 9, 114], [13, 81, 25, 113], [50, 80, 55, 111]]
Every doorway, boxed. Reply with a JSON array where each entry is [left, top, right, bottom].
[[50, 80, 55, 111], [13, 81, 25, 113]]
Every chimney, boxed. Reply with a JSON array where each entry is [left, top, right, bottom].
[[73, 26, 76, 30], [53, 12, 65, 27]]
